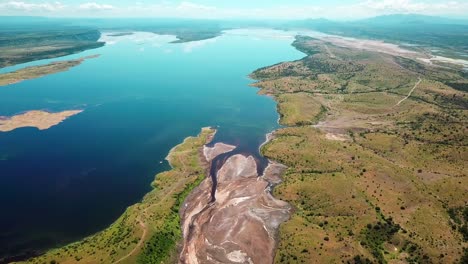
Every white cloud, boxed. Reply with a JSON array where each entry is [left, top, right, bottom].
[[79, 2, 114, 11], [99, 32, 178, 46], [348, 0, 468, 18], [115, 0, 468, 19], [0, 1, 65, 12], [0, 0, 466, 19], [360, 0, 464, 12], [360, 0, 427, 12], [119, 2, 324, 19], [177, 2, 216, 12]]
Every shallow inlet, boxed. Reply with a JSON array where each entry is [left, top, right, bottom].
[[208, 145, 270, 202]]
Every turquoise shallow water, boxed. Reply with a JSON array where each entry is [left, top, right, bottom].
[[0, 30, 304, 260]]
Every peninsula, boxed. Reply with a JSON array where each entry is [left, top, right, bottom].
[[0, 55, 100, 87]]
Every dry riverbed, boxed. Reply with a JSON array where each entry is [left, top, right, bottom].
[[180, 143, 290, 264]]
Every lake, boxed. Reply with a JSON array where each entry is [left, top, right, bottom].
[[0, 29, 304, 260]]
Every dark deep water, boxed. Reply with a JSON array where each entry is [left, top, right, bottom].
[[0, 30, 304, 261]]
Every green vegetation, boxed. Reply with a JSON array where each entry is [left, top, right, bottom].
[[138, 171, 206, 263], [448, 207, 468, 242], [461, 248, 468, 264], [21, 127, 215, 264], [253, 36, 467, 263], [359, 217, 400, 263], [0, 55, 99, 87], [0, 27, 104, 68], [168, 30, 221, 43], [286, 14, 468, 59], [276, 93, 326, 126]]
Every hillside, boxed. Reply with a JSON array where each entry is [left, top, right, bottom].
[[252, 35, 467, 263]]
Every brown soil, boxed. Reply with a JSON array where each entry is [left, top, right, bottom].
[[179, 153, 290, 264]]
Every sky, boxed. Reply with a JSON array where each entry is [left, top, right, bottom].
[[0, 0, 467, 20]]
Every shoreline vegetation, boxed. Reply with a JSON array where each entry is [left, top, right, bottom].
[[17, 127, 215, 264], [0, 110, 83, 132], [106, 33, 134, 37], [251, 36, 467, 263], [0, 28, 105, 68], [0, 55, 100, 87]]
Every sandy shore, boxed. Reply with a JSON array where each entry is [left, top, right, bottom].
[[203, 142, 236, 162], [322, 35, 420, 58], [0, 110, 83, 132]]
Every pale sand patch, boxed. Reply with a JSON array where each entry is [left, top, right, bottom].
[[0, 110, 83, 132], [419, 56, 468, 69], [325, 133, 349, 142], [226, 250, 252, 263], [203, 142, 236, 162], [319, 34, 468, 69], [417, 172, 450, 183], [321, 35, 420, 58]]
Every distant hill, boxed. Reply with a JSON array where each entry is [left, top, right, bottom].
[[0, 14, 466, 53], [0, 16, 89, 32], [356, 14, 468, 26], [285, 14, 468, 53]]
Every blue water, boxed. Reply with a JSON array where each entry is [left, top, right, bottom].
[[0, 30, 304, 260]]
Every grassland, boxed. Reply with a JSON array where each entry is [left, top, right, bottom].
[[0, 55, 99, 87], [166, 30, 221, 43], [19, 127, 215, 264], [252, 36, 467, 263], [0, 41, 104, 69]]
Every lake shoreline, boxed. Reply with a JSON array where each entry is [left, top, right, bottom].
[[16, 127, 217, 264], [4, 29, 306, 263]]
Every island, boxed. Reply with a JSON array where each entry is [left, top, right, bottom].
[[0, 110, 83, 132], [0, 55, 100, 87]]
